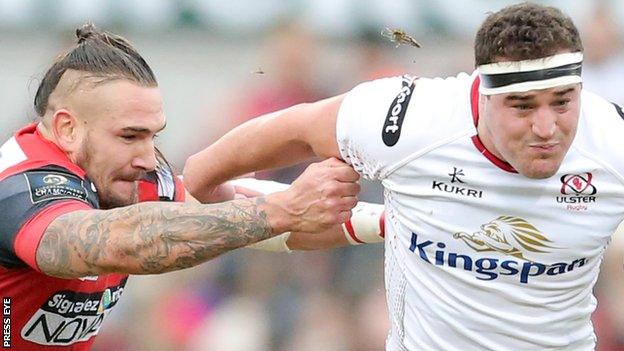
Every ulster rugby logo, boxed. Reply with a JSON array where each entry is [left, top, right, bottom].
[[560, 173, 596, 195], [557, 173, 597, 211], [453, 216, 557, 259]]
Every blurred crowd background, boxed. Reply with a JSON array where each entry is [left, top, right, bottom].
[[1, 0, 624, 350]]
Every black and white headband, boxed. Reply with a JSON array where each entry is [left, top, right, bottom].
[[478, 52, 583, 95]]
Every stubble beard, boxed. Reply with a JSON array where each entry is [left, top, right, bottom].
[[77, 136, 138, 209]]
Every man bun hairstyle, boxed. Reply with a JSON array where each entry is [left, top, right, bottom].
[[75, 23, 96, 43], [34, 22, 157, 117], [474, 2, 583, 67]]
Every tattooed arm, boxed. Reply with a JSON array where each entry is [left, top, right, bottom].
[[37, 198, 273, 278], [36, 158, 360, 278]]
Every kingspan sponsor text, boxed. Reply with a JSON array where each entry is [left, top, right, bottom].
[[409, 233, 587, 283]]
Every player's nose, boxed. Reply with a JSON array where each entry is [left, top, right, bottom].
[[132, 147, 157, 172], [531, 108, 557, 139]]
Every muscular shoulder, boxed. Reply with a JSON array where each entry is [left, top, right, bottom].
[[336, 73, 475, 179], [0, 166, 98, 268], [574, 90, 624, 181], [0, 167, 97, 205]]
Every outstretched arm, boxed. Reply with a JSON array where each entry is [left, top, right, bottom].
[[231, 178, 384, 251], [183, 95, 345, 203], [36, 158, 359, 278], [36, 199, 272, 278]]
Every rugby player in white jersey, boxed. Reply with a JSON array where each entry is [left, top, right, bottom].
[[184, 3, 624, 350]]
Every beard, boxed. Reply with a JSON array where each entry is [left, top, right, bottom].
[[98, 182, 138, 210], [76, 135, 139, 209]]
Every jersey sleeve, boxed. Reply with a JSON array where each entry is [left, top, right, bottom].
[[336, 73, 474, 180], [576, 91, 624, 183], [138, 161, 186, 203], [0, 166, 98, 270]]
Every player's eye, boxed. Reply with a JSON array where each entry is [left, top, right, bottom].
[[513, 104, 532, 111], [553, 99, 570, 107], [121, 135, 137, 141]]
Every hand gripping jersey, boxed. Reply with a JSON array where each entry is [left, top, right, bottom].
[[0, 124, 184, 350], [336, 74, 624, 351]]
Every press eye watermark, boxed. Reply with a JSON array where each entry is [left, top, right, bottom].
[[2, 297, 10, 348]]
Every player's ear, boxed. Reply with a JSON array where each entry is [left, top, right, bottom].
[[51, 108, 82, 152]]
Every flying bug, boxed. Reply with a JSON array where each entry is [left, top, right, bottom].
[[252, 67, 265, 75], [381, 27, 421, 48]]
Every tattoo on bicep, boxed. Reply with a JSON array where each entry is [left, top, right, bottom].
[[36, 211, 109, 278], [37, 197, 273, 277]]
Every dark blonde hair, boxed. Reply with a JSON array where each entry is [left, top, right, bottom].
[[34, 23, 157, 116]]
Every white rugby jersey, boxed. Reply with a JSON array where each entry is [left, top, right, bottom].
[[336, 73, 624, 351]]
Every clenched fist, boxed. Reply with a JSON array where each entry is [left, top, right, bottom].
[[266, 158, 360, 233]]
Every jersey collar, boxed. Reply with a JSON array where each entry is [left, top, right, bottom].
[[469, 77, 518, 173], [15, 123, 87, 178]]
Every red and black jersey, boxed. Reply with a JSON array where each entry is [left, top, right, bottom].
[[0, 124, 184, 350]]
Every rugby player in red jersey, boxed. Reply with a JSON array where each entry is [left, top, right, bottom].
[[0, 23, 360, 350]]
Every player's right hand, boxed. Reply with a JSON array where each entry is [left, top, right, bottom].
[[267, 158, 360, 234]]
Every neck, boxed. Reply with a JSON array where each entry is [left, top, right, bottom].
[[36, 121, 53, 140], [35, 121, 78, 164]]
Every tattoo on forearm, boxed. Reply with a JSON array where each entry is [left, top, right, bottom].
[[36, 198, 272, 278]]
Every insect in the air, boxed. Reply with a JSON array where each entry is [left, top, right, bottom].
[[381, 27, 421, 48], [252, 67, 265, 75]]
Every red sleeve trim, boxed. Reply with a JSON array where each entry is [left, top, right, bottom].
[[13, 201, 92, 272], [344, 219, 365, 244], [379, 211, 385, 238]]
